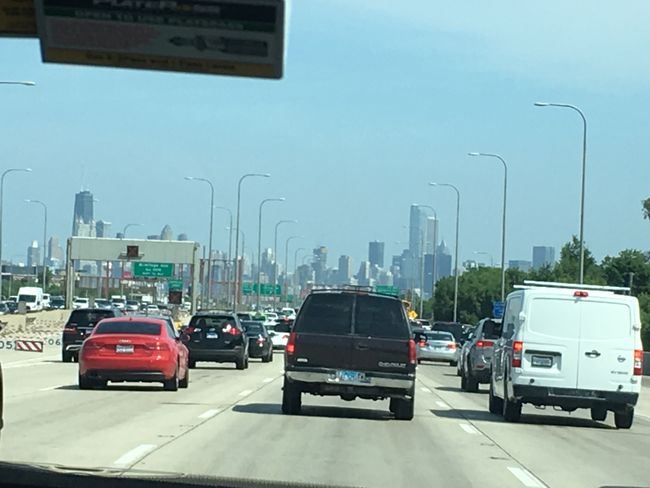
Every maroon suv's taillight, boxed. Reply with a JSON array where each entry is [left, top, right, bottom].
[[408, 339, 416, 365], [286, 332, 297, 355]]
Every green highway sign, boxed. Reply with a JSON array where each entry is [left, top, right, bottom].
[[242, 283, 282, 296], [375, 285, 400, 297], [168, 280, 183, 291], [133, 262, 174, 278]]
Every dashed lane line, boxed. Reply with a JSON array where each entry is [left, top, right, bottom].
[[238, 389, 253, 396], [507, 467, 545, 488], [114, 444, 157, 466], [458, 423, 478, 434], [197, 409, 220, 420]]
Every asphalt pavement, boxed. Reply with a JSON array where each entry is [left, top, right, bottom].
[[0, 348, 649, 488]]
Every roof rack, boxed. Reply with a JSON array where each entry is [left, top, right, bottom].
[[514, 280, 630, 294], [310, 285, 383, 295]]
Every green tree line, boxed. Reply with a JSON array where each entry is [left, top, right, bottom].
[[423, 236, 650, 349]]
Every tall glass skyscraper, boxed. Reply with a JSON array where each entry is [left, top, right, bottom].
[[72, 190, 95, 237]]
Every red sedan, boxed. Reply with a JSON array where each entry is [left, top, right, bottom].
[[78, 316, 189, 391]]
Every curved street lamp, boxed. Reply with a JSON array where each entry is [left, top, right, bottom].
[[25, 199, 47, 289], [256, 197, 285, 308]]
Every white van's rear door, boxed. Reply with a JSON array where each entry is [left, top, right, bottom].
[[577, 298, 635, 392], [524, 296, 580, 389]]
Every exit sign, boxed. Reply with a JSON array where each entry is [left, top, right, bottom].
[[133, 262, 173, 278]]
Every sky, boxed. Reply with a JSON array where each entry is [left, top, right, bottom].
[[1, 0, 650, 272]]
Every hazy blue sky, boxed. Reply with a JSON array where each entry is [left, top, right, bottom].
[[2, 0, 650, 271]]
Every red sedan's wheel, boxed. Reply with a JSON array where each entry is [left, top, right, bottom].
[[179, 366, 189, 389]]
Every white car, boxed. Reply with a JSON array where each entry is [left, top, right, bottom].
[[268, 323, 291, 350], [490, 280, 643, 429], [72, 297, 89, 309], [280, 307, 296, 320]]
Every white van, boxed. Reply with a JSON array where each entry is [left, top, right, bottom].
[[17, 286, 44, 312], [490, 281, 643, 429], [42, 293, 51, 309]]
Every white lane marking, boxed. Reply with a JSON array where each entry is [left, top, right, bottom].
[[507, 467, 544, 488], [420, 386, 432, 393], [435, 401, 450, 410], [198, 409, 220, 419], [39, 384, 67, 392], [459, 423, 478, 434], [238, 389, 253, 396], [262, 377, 275, 383], [113, 444, 157, 466]]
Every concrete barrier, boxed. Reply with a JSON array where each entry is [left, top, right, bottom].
[[0, 309, 68, 339]]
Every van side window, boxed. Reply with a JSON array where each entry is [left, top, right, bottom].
[[502, 296, 521, 340]]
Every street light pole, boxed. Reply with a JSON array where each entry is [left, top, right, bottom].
[[429, 182, 461, 322], [234, 173, 270, 310], [273, 219, 297, 308], [468, 152, 508, 301], [535, 102, 587, 284], [0, 168, 31, 297], [25, 200, 47, 290], [214, 206, 233, 308], [122, 223, 141, 237], [284, 236, 302, 305], [185, 177, 215, 308], [256, 197, 285, 309]]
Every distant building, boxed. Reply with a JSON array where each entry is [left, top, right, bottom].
[[115, 232, 124, 239], [425, 217, 439, 254], [435, 240, 452, 279], [338, 255, 351, 284], [72, 190, 95, 237], [96, 220, 111, 238], [312, 246, 328, 283], [409, 205, 426, 258], [177, 233, 188, 241], [48, 236, 64, 268], [160, 224, 174, 240], [147, 235, 160, 240], [423, 254, 434, 295], [509, 260, 532, 272], [368, 241, 385, 268], [27, 241, 40, 268], [532, 246, 555, 269], [356, 261, 370, 286]]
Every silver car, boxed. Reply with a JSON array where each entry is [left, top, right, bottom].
[[416, 331, 459, 365], [459, 318, 501, 392]]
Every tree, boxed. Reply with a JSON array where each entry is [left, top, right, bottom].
[[554, 236, 603, 284], [600, 249, 650, 294], [643, 198, 650, 220]]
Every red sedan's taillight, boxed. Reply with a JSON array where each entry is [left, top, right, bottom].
[[147, 342, 170, 351], [408, 339, 416, 365], [633, 349, 643, 376]]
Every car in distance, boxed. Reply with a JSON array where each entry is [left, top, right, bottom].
[[93, 298, 113, 310], [459, 318, 501, 391], [62, 308, 124, 362], [125, 300, 140, 312], [49, 296, 65, 310], [490, 281, 643, 428], [268, 318, 293, 350], [283, 287, 416, 420], [242, 320, 273, 362], [17, 286, 44, 312], [78, 316, 189, 390], [416, 330, 459, 366], [72, 297, 90, 310], [182, 312, 249, 370]]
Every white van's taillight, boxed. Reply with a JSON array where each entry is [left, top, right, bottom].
[[633, 349, 643, 376], [512, 341, 523, 368]]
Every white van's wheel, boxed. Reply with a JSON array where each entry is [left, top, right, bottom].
[[488, 381, 503, 414], [502, 380, 521, 422], [590, 407, 607, 422], [614, 408, 634, 429]]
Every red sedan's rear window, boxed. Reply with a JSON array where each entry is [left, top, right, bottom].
[[94, 321, 161, 335]]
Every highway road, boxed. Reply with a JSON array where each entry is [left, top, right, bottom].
[[1, 348, 649, 488]]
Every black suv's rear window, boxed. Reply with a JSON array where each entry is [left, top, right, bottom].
[[68, 310, 115, 327], [95, 322, 161, 335], [354, 295, 409, 339], [294, 293, 353, 335], [190, 316, 237, 328]]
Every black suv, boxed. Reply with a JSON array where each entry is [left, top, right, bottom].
[[62, 308, 123, 362], [182, 312, 249, 369], [283, 288, 416, 420]]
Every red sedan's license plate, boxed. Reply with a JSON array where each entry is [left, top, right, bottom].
[[116, 345, 134, 353]]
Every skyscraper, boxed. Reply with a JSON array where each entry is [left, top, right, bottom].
[[509, 260, 532, 272], [312, 246, 328, 283], [532, 246, 555, 269], [425, 217, 439, 254], [435, 240, 452, 279], [338, 255, 351, 284], [48, 236, 64, 267], [368, 241, 385, 268], [27, 241, 40, 268], [409, 205, 426, 257], [96, 220, 111, 238], [72, 190, 95, 237], [177, 233, 188, 241], [160, 224, 174, 240]]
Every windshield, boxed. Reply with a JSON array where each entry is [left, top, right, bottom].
[[94, 321, 161, 335], [3, 4, 650, 487]]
